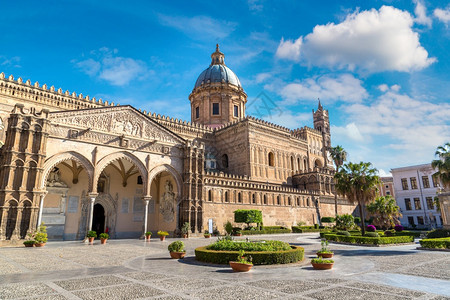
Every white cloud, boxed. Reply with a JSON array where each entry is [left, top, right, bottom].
[[378, 84, 389, 92], [413, 0, 432, 27], [0, 55, 21, 68], [248, 0, 263, 12], [390, 84, 401, 92], [158, 14, 237, 40], [378, 84, 401, 92], [259, 111, 311, 129], [73, 48, 150, 86], [280, 74, 368, 104], [434, 7, 450, 24], [276, 6, 436, 73], [331, 123, 365, 142], [378, 169, 392, 177], [275, 37, 302, 62]]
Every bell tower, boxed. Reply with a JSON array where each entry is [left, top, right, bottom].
[[313, 100, 331, 166], [189, 45, 247, 128]]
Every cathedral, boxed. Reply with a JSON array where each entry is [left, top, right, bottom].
[[0, 45, 355, 241]]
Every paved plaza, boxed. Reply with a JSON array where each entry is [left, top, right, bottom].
[[0, 233, 449, 300]]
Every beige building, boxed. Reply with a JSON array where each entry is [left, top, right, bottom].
[[0, 45, 355, 241], [377, 177, 395, 198]]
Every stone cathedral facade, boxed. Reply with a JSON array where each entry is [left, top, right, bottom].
[[0, 45, 355, 241]]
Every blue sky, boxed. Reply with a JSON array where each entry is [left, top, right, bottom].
[[1, 0, 449, 175]]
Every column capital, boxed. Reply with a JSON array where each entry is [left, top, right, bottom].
[[142, 196, 152, 202], [88, 193, 98, 200]]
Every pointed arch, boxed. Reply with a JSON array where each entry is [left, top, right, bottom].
[[147, 164, 182, 199]]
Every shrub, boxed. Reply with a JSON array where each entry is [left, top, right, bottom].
[[181, 222, 190, 235], [354, 217, 361, 224], [426, 229, 450, 239], [367, 225, 377, 232], [224, 221, 233, 235], [335, 214, 355, 230], [235, 250, 253, 265], [321, 217, 335, 223], [195, 245, 304, 265], [394, 225, 404, 232], [145, 231, 152, 236], [34, 224, 48, 243], [23, 240, 35, 246], [311, 257, 334, 264], [323, 233, 414, 245], [241, 227, 291, 235], [364, 232, 379, 237], [168, 241, 185, 252], [234, 210, 262, 228], [86, 230, 97, 238], [232, 227, 242, 235], [314, 224, 319, 229], [337, 231, 351, 236], [318, 239, 333, 254], [419, 238, 450, 249], [384, 230, 394, 237], [207, 240, 291, 252], [157, 231, 169, 236], [99, 233, 109, 239]]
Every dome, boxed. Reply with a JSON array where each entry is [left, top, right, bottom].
[[193, 44, 242, 89], [194, 64, 241, 89]]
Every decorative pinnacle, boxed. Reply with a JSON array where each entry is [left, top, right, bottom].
[[211, 44, 225, 65]]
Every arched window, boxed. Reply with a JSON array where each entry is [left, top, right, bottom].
[[238, 192, 242, 203], [263, 195, 267, 204], [291, 156, 294, 172], [297, 197, 300, 206], [208, 190, 212, 202], [304, 159, 307, 170], [307, 198, 310, 206], [268, 152, 274, 167], [277, 195, 280, 205], [288, 197, 291, 206], [252, 194, 256, 204], [297, 158, 301, 172], [224, 191, 229, 202], [222, 154, 229, 168]]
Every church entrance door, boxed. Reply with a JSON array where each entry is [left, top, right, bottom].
[[92, 204, 105, 234]]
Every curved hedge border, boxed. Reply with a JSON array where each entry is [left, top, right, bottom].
[[320, 230, 420, 238], [195, 245, 304, 265], [241, 228, 291, 235], [323, 233, 414, 245], [419, 237, 450, 249]]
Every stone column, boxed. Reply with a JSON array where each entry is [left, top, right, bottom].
[[37, 192, 47, 228], [142, 196, 151, 236], [87, 193, 98, 232], [60, 193, 67, 214], [13, 207, 23, 240]]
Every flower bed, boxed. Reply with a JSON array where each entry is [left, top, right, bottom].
[[419, 237, 450, 249], [195, 244, 304, 265], [322, 233, 414, 245]]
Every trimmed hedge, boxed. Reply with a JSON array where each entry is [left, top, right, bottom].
[[323, 233, 414, 245], [321, 217, 335, 223], [207, 240, 291, 252], [292, 226, 330, 233], [241, 227, 291, 235], [195, 245, 304, 265], [419, 237, 450, 249], [426, 229, 450, 239]]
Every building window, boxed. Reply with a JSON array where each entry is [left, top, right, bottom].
[[224, 191, 229, 202], [297, 197, 300, 206], [422, 176, 430, 188], [385, 185, 389, 188], [222, 154, 229, 168], [195, 106, 200, 119], [417, 216, 424, 225], [288, 197, 291, 206], [233, 105, 239, 117], [263, 195, 267, 205], [414, 198, 421, 210], [307, 198, 310, 206], [405, 198, 412, 210], [238, 193, 242, 203], [432, 175, 438, 187], [401, 178, 408, 190], [137, 176, 143, 185], [426, 197, 434, 210], [408, 216, 414, 226], [212, 103, 219, 115], [208, 190, 212, 201], [268, 152, 274, 167], [386, 191, 390, 195], [277, 196, 280, 205], [410, 177, 418, 189]]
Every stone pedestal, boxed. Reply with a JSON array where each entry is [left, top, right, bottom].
[[438, 191, 450, 229]]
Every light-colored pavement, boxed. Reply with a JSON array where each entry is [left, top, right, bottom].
[[0, 233, 449, 299]]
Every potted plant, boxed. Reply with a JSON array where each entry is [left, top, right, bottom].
[[158, 230, 169, 241], [204, 230, 211, 238], [311, 257, 334, 270], [86, 230, 97, 243], [23, 240, 35, 247], [168, 241, 186, 259], [34, 224, 48, 247], [316, 240, 333, 258], [145, 231, 152, 241], [232, 227, 242, 236], [181, 222, 190, 238], [229, 250, 253, 272], [99, 233, 109, 244]]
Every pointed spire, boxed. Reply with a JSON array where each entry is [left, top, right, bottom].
[[317, 98, 323, 110], [211, 44, 225, 65]]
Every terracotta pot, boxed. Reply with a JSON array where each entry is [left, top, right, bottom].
[[311, 262, 334, 270], [88, 237, 95, 243], [316, 252, 333, 258], [182, 234, 188, 238], [233, 233, 242, 236], [100, 238, 107, 245], [204, 235, 211, 238], [170, 251, 186, 259], [229, 261, 253, 272], [145, 235, 151, 241], [24, 243, 34, 247], [35, 242, 46, 247], [159, 235, 166, 241]]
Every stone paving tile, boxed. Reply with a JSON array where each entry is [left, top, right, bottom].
[[121, 271, 173, 281], [0, 282, 56, 299], [247, 279, 325, 294], [32, 295, 68, 300], [346, 281, 425, 297], [431, 296, 450, 300], [0, 258, 23, 274], [188, 284, 284, 300], [72, 283, 165, 300], [54, 275, 131, 291], [154, 296, 190, 300], [154, 277, 224, 292], [398, 260, 450, 280], [304, 286, 370, 300]]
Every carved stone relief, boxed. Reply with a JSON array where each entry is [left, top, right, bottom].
[[160, 180, 175, 223]]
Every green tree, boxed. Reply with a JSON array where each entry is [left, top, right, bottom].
[[367, 196, 402, 230], [334, 161, 379, 235], [329, 145, 347, 216], [431, 142, 450, 189], [234, 210, 262, 229]]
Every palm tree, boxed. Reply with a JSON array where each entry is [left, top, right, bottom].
[[431, 142, 450, 190], [329, 145, 347, 216], [334, 161, 379, 235], [367, 195, 402, 230]]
